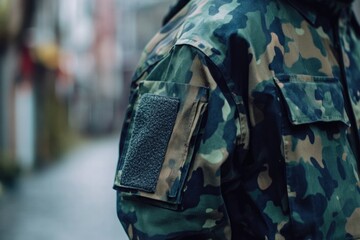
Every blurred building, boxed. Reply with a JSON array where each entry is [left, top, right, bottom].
[[117, 0, 175, 106], [0, 0, 123, 179], [0, 0, 174, 185], [0, 0, 35, 182], [57, 0, 123, 134]]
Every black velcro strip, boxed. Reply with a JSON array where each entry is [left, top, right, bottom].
[[120, 93, 179, 193]]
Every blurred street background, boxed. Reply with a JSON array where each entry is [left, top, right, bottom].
[[0, 0, 360, 240], [0, 0, 174, 239]]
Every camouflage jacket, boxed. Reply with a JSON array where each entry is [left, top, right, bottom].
[[114, 0, 360, 239]]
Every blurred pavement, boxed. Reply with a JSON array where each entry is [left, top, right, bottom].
[[0, 136, 128, 240]]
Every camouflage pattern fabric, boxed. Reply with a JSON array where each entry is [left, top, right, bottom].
[[114, 0, 360, 239]]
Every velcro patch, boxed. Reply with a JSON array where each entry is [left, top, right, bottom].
[[120, 93, 179, 193]]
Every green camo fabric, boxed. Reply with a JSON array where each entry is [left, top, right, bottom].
[[114, 0, 360, 239]]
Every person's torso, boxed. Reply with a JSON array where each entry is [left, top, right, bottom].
[[129, 0, 360, 238]]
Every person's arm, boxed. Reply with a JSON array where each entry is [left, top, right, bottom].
[[114, 45, 243, 239]]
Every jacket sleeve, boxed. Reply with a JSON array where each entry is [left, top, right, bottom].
[[114, 45, 244, 240]]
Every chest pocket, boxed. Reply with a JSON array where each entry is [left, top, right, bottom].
[[114, 80, 208, 209], [274, 75, 360, 238]]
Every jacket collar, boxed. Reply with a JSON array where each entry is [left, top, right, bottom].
[[162, 0, 191, 25], [162, 0, 357, 28], [287, 0, 354, 25]]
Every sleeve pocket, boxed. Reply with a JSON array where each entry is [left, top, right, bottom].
[[114, 80, 209, 208]]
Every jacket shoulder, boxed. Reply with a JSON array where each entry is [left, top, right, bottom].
[[134, 0, 286, 79]]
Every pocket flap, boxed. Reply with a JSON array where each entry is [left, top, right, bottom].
[[274, 75, 350, 126]]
